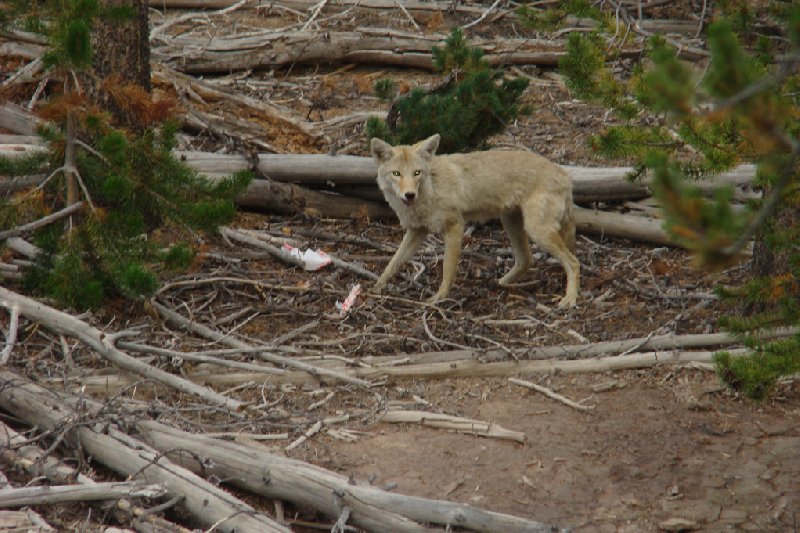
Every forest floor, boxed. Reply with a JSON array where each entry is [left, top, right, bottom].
[[2, 1, 799, 531]]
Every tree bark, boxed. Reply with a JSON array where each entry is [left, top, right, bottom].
[[89, 0, 151, 128]]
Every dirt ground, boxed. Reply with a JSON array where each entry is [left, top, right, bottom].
[[313, 371, 800, 532]]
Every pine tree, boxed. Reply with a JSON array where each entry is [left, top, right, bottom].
[[520, 2, 800, 398], [0, 0, 251, 309], [366, 28, 529, 154]]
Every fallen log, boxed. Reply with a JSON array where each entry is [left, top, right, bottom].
[[154, 28, 640, 73], [74, 347, 754, 392], [138, 421, 558, 533], [0, 482, 166, 508], [380, 409, 527, 443], [1, 370, 558, 532], [0, 103, 40, 135], [0, 286, 246, 414], [0, 420, 192, 533], [0, 369, 290, 533]]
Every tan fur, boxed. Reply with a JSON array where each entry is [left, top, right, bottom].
[[370, 134, 580, 308]]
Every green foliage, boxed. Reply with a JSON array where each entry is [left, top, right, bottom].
[[715, 334, 800, 399], [431, 27, 486, 73], [2, 0, 251, 310], [373, 78, 397, 102], [518, 1, 603, 32], [527, 2, 800, 399], [367, 29, 529, 154]]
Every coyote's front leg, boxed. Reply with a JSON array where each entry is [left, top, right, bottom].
[[373, 227, 427, 294], [427, 222, 464, 303]]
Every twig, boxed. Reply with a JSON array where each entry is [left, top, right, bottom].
[[285, 420, 323, 451], [301, 0, 329, 31], [151, 300, 373, 388], [509, 377, 595, 413], [394, 1, 420, 31], [0, 201, 85, 242], [462, 0, 503, 30], [0, 305, 21, 365]]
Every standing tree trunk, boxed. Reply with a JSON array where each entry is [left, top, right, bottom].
[[88, 0, 151, 128]]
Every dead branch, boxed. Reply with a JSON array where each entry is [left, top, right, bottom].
[[154, 65, 327, 149], [508, 377, 595, 413], [150, 299, 374, 388], [0, 482, 167, 508], [0, 286, 247, 414], [0, 369, 290, 533], [0, 201, 85, 242], [148, 0, 489, 12], [380, 409, 526, 443]]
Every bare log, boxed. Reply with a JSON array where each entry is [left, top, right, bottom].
[[573, 206, 672, 246], [0, 510, 55, 531], [0, 103, 40, 135], [0, 482, 166, 508], [78, 347, 753, 392], [380, 410, 527, 443], [0, 369, 290, 533], [0, 420, 192, 533], [154, 28, 640, 73], [0, 287, 246, 414]]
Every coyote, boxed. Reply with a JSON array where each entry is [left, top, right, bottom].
[[370, 134, 580, 308]]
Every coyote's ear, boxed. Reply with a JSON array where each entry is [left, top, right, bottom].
[[370, 138, 394, 161], [415, 134, 440, 159]]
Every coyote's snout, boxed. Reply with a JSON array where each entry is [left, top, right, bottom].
[[370, 134, 580, 308]]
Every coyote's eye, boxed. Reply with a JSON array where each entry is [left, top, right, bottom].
[[392, 171, 401, 177], [413, 170, 421, 176]]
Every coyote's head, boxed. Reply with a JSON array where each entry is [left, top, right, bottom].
[[370, 134, 440, 207]]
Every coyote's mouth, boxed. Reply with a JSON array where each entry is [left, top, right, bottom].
[[402, 198, 415, 206]]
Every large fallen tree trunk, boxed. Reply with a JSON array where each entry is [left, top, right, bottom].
[[0, 369, 289, 533], [0, 370, 559, 532], [174, 151, 755, 203], [138, 421, 558, 533], [0, 286, 246, 414], [154, 28, 642, 73], [2, 143, 756, 244]]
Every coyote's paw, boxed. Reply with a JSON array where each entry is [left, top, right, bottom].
[[425, 293, 443, 304], [370, 283, 385, 296], [557, 294, 577, 309]]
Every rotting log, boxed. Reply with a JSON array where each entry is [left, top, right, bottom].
[[0, 369, 290, 533]]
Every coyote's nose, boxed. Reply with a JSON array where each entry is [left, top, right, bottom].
[[404, 192, 416, 201]]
